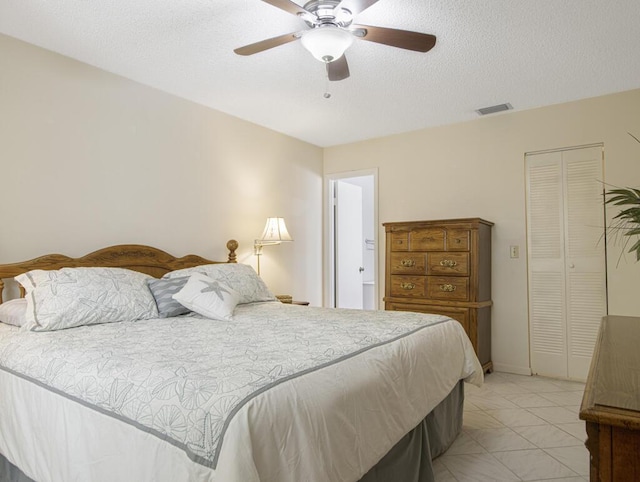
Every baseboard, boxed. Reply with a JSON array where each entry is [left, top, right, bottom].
[[491, 363, 532, 376]]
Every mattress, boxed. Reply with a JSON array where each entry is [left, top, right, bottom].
[[0, 302, 482, 482]]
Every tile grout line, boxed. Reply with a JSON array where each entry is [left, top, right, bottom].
[[435, 372, 588, 481]]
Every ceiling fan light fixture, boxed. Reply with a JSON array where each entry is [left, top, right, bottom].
[[301, 25, 354, 63]]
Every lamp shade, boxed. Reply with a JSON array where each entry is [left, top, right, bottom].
[[301, 25, 354, 63], [259, 217, 293, 243]]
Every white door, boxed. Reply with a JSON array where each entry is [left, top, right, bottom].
[[526, 145, 607, 381], [335, 181, 364, 309]]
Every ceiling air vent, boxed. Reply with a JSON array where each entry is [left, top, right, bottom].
[[476, 103, 513, 116]]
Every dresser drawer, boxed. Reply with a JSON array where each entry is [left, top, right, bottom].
[[427, 276, 469, 301], [386, 302, 470, 335], [390, 253, 427, 275], [410, 229, 445, 251], [428, 252, 469, 276], [390, 275, 426, 298], [446, 229, 470, 251], [390, 232, 409, 251]]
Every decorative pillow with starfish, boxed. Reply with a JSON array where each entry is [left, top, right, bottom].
[[172, 272, 241, 321], [162, 263, 276, 304]]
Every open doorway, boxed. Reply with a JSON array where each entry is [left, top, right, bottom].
[[325, 169, 378, 309]]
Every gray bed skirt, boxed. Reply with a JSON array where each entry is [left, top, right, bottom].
[[359, 379, 464, 482], [0, 381, 463, 482], [0, 455, 31, 482]]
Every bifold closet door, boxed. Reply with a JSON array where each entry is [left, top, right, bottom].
[[526, 146, 607, 380]]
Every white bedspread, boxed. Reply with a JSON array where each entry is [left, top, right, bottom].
[[0, 303, 482, 482]]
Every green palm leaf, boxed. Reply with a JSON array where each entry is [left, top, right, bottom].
[[605, 133, 640, 261]]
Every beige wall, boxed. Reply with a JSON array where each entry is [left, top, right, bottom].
[[0, 34, 324, 304], [324, 89, 640, 374], [4, 32, 640, 375]]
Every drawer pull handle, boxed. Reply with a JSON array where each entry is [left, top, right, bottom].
[[400, 282, 416, 290], [401, 259, 416, 267], [440, 284, 456, 292], [439, 259, 457, 268]]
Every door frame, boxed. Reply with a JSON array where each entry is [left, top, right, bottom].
[[324, 168, 379, 309]]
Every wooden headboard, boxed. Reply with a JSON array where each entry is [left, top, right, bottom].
[[0, 240, 238, 303]]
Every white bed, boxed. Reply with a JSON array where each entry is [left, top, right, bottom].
[[0, 243, 482, 482]]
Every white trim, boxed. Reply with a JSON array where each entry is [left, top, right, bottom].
[[324, 169, 379, 309], [491, 363, 532, 376], [525, 142, 604, 157]]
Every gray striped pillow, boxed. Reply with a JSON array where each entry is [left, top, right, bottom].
[[147, 277, 190, 318]]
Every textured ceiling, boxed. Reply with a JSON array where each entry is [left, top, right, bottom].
[[1, 0, 640, 147]]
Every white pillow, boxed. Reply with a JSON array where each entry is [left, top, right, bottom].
[[16, 267, 159, 331], [163, 263, 276, 304], [0, 298, 27, 327], [172, 273, 240, 321]]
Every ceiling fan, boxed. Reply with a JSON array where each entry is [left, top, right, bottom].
[[234, 0, 437, 81]]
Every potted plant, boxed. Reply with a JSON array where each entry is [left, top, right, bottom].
[[605, 133, 640, 261]]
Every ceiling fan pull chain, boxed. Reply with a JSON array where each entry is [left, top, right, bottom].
[[323, 76, 332, 98]]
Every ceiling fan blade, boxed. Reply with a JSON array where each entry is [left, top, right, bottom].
[[262, 0, 310, 17], [337, 0, 380, 15], [234, 32, 301, 56], [327, 55, 350, 81], [351, 24, 436, 52]]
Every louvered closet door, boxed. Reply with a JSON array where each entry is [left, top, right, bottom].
[[526, 146, 606, 381], [527, 152, 568, 378], [563, 148, 607, 380]]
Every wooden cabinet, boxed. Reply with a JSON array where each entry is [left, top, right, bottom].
[[383, 218, 493, 372], [580, 316, 640, 481]]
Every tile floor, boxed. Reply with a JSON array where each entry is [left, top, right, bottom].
[[435, 371, 589, 482]]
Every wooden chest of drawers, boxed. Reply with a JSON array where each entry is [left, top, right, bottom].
[[384, 218, 493, 372]]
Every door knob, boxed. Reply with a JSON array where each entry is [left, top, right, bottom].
[[569, 263, 575, 268]]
